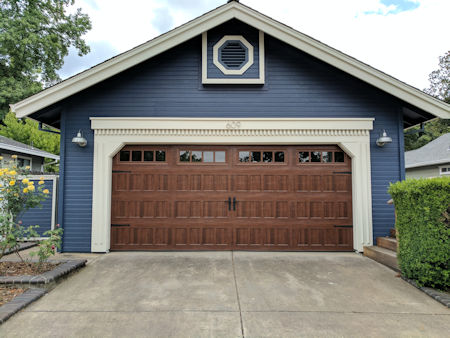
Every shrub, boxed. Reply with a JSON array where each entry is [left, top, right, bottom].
[[388, 177, 450, 289], [0, 155, 51, 260]]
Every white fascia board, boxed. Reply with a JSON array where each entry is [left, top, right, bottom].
[[11, 2, 450, 119], [0, 144, 60, 160], [231, 6, 450, 119], [406, 158, 450, 169], [11, 4, 237, 118]]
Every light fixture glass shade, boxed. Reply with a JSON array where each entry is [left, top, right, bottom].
[[376, 130, 392, 147], [72, 130, 87, 147]]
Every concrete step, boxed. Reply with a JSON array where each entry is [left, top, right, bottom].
[[363, 245, 399, 271], [376, 237, 397, 252]]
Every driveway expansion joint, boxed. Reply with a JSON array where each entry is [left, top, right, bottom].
[[231, 251, 245, 338]]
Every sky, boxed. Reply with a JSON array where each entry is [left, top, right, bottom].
[[58, 0, 450, 91]]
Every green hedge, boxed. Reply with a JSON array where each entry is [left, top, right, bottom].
[[388, 177, 450, 289]]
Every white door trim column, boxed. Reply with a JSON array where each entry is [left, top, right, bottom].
[[90, 117, 374, 252]]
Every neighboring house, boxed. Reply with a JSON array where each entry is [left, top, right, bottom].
[[0, 135, 60, 173], [0, 135, 59, 237], [10, 1, 450, 253], [405, 133, 450, 179]]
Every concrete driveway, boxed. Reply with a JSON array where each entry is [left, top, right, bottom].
[[1, 252, 449, 337]]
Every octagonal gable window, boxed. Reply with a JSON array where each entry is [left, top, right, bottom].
[[213, 35, 254, 75]]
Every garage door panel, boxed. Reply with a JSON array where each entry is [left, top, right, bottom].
[[111, 145, 353, 251]]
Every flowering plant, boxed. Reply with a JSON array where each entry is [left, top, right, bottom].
[[29, 224, 63, 270], [0, 155, 52, 260]]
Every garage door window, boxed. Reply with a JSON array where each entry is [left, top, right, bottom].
[[120, 149, 166, 162], [298, 150, 346, 163], [239, 151, 285, 163], [179, 150, 226, 163]]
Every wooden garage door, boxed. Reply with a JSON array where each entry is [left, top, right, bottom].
[[111, 145, 353, 251]]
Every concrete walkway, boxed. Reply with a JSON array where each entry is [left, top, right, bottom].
[[1, 252, 449, 337]]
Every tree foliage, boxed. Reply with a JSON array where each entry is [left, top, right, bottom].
[[404, 51, 450, 151], [424, 51, 449, 104], [0, 0, 92, 119], [0, 112, 60, 172], [404, 119, 450, 151]]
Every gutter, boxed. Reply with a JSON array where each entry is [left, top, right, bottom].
[[0, 143, 60, 160]]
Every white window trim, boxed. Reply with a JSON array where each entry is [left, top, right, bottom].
[[213, 35, 254, 75], [439, 165, 450, 176], [90, 117, 374, 253], [203, 31, 265, 84], [17, 155, 32, 169]]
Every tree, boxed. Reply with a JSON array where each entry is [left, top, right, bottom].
[[0, 0, 92, 120], [0, 112, 60, 172], [404, 52, 450, 151], [424, 51, 449, 103]]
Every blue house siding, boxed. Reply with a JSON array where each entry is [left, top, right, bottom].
[[18, 179, 56, 237], [59, 24, 401, 252]]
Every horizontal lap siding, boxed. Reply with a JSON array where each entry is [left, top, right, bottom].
[[60, 30, 400, 252], [18, 179, 55, 237]]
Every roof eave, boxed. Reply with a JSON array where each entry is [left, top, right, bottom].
[[10, 1, 450, 120], [0, 143, 60, 160], [405, 158, 450, 169]]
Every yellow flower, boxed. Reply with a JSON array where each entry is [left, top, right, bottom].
[[14, 193, 19, 197], [25, 165, 31, 170], [11, 155, 17, 159], [23, 188, 29, 193], [43, 189, 49, 194], [8, 170, 17, 176], [9, 180, 16, 186], [28, 181, 34, 185], [0, 172, 3, 177], [28, 185, 35, 192], [0, 156, 3, 160], [22, 178, 29, 184], [38, 180, 45, 185], [40, 177, 44, 180]]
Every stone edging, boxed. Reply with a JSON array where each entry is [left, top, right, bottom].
[[0, 260, 87, 285], [4, 242, 37, 255], [402, 277, 450, 308], [0, 288, 47, 324]]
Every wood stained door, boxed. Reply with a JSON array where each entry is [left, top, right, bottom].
[[110, 145, 353, 251]]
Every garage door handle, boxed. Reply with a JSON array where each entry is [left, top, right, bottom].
[[334, 225, 353, 228], [233, 197, 237, 211], [111, 224, 130, 227], [228, 197, 232, 211]]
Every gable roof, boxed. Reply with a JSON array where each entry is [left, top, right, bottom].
[[405, 133, 450, 169], [10, 1, 450, 123], [0, 135, 60, 160]]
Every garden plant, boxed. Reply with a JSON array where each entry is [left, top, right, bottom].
[[0, 155, 63, 270]]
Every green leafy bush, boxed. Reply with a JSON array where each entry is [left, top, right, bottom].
[[388, 177, 450, 289]]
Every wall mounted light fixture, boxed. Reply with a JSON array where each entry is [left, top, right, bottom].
[[72, 130, 87, 147], [376, 130, 392, 147]]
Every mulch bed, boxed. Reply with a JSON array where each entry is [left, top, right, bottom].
[[0, 262, 60, 277], [0, 286, 27, 306]]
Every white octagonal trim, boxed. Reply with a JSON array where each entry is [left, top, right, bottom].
[[213, 35, 254, 75], [90, 117, 374, 253]]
